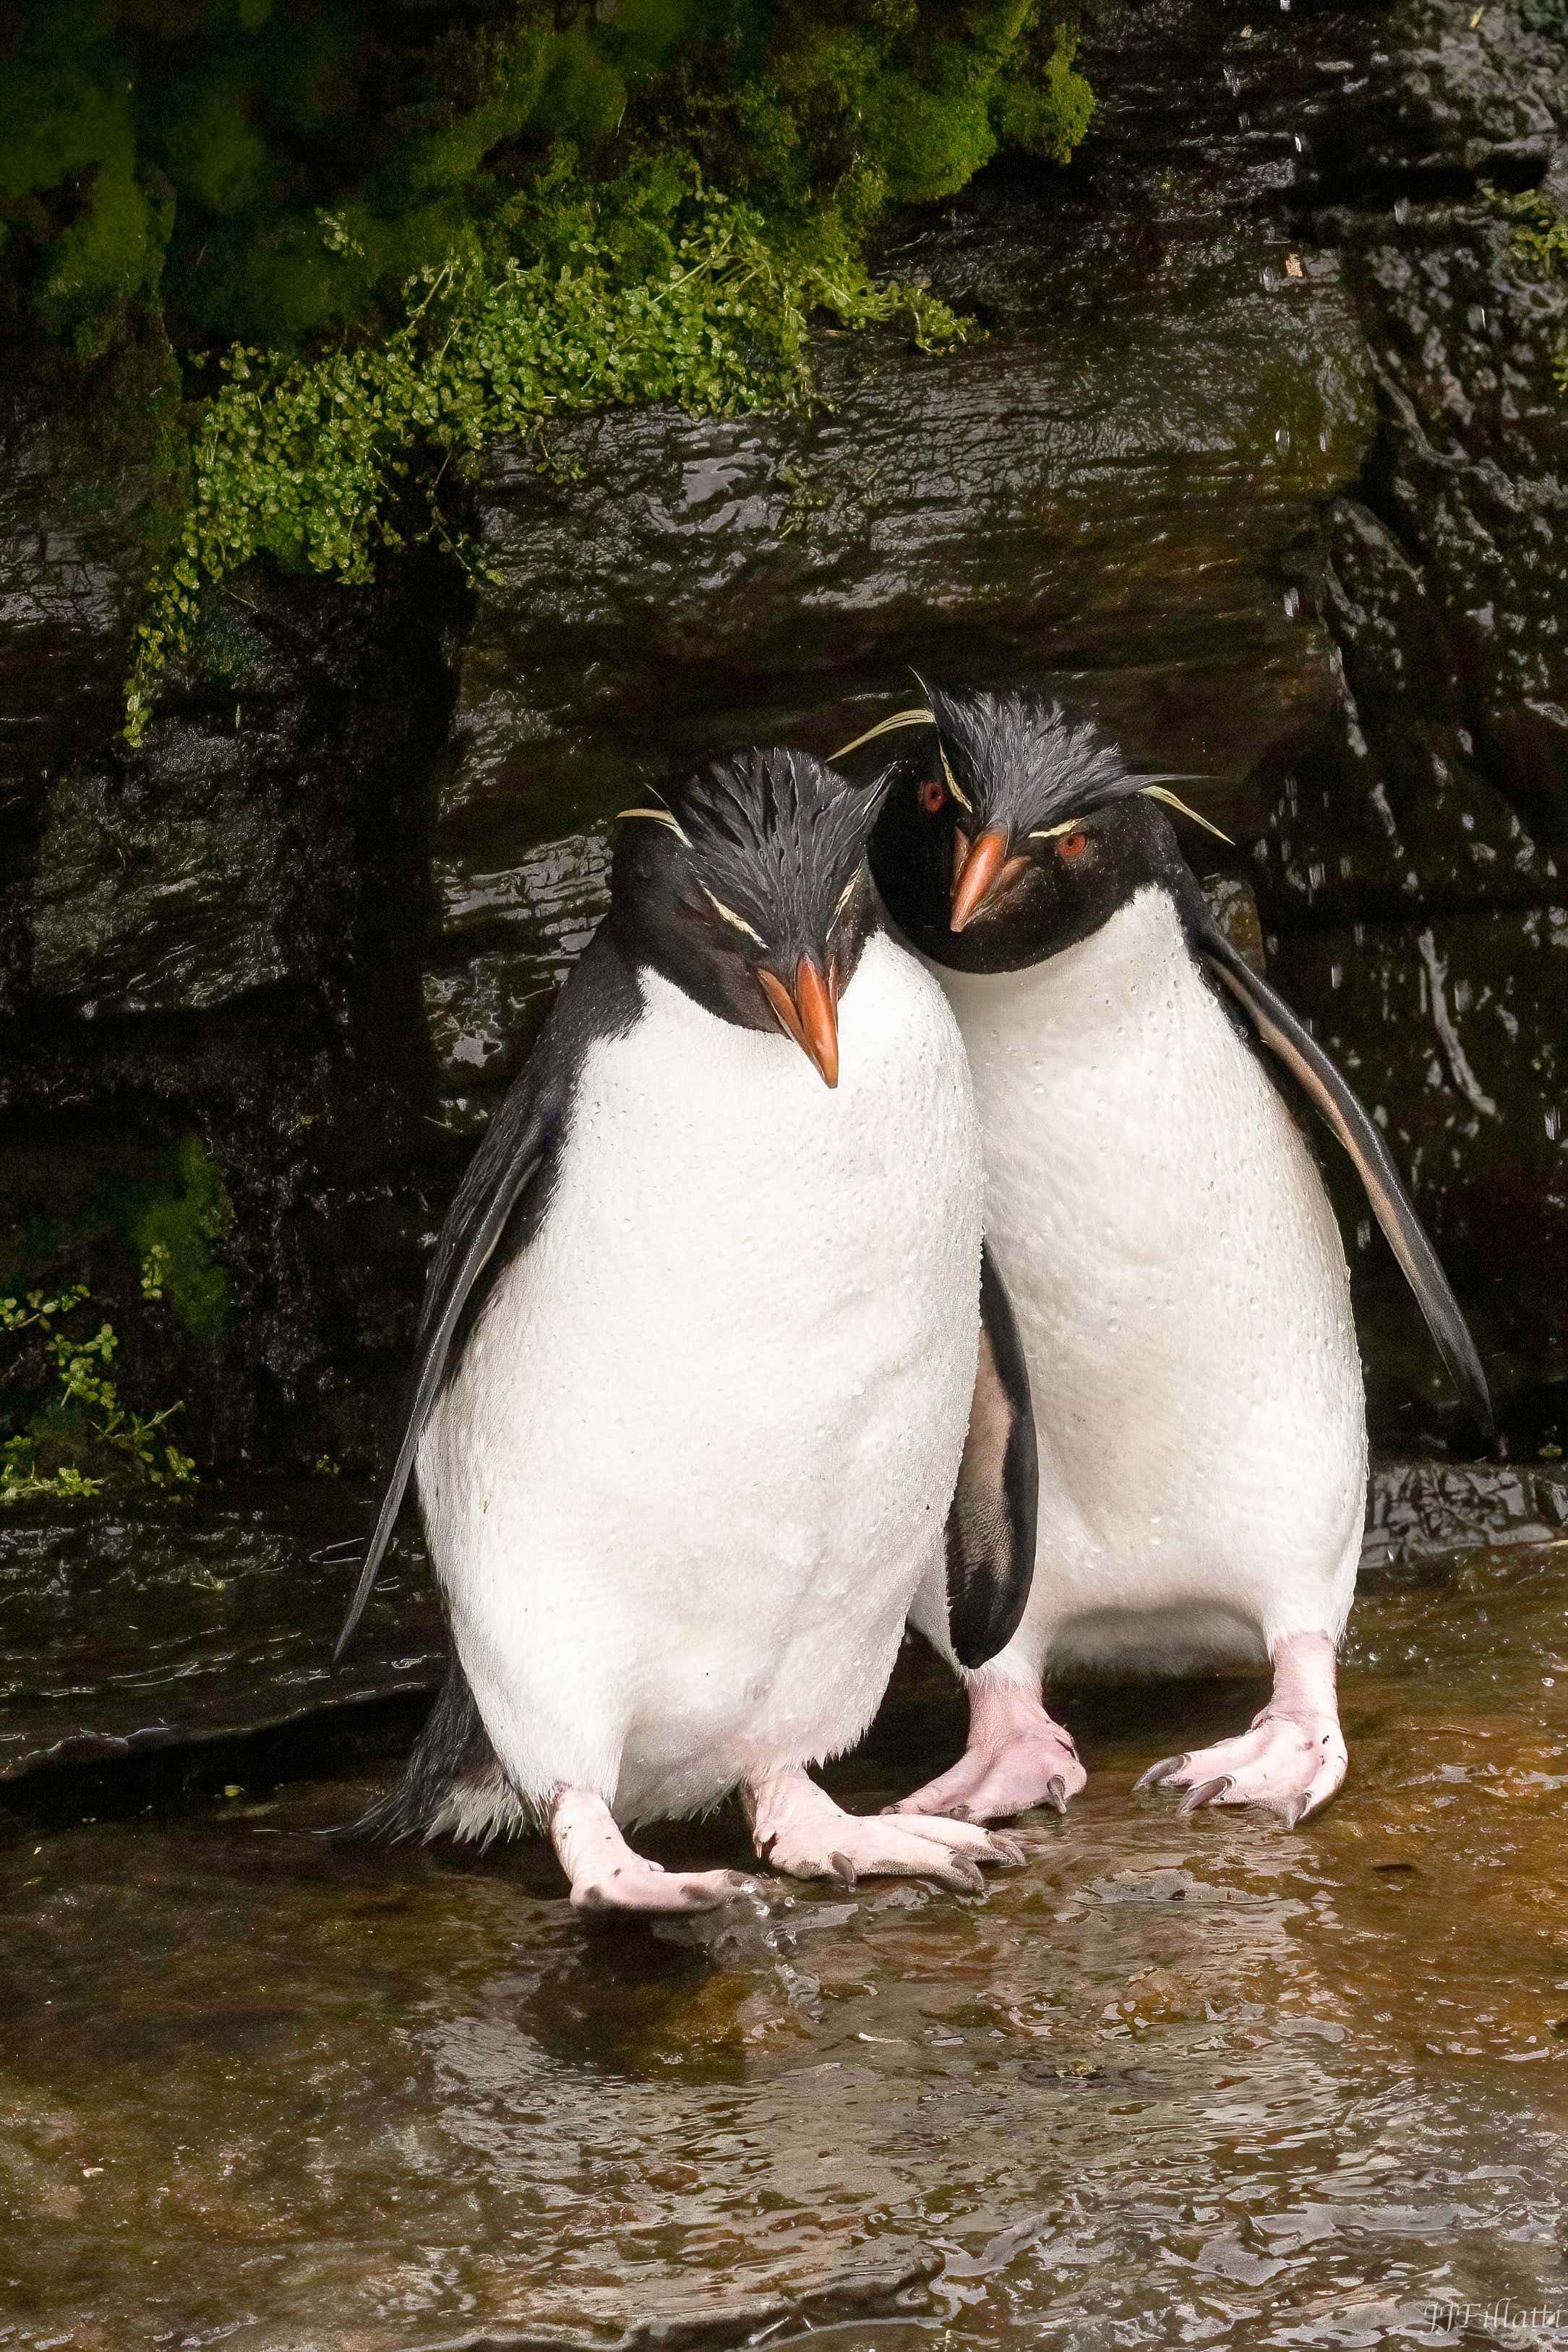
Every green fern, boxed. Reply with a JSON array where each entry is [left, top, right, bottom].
[[0, 1282, 197, 1506]]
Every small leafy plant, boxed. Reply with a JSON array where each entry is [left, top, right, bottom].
[[0, 4, 1100, 733], [0, 1277, 198, 1507], [124, 178, 966, 738], [0, 5, 1097, 740]]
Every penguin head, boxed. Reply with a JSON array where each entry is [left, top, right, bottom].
[[865, 687, 1230, 974], [612, 747, 887, 1086]]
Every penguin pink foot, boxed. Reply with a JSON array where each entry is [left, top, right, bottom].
[[747, 1767, 1024, 1893], [888, 1672, 1086, 1821], [550, 1789, 763, 1918], [1136, 1630, 1347, 1826]]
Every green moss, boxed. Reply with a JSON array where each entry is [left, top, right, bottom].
[[118, 1139, 235, 1341], [5, 3, 1096, 355], [1494, 188, 1568, 395], [1, 3, 1094, 735], [996, 26, 1095, 167]]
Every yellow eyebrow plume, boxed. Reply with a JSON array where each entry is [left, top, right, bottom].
[[937, 744, 972, 813], [698, 885, 767, 946], [1032, 790, 1233, 846], [1139, 786, 1233, 844], [830, 707, 975, 813], [617, 806, 693, 846], [830, 707, 935, 760]]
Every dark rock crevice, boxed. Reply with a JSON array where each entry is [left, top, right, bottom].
[[0, 338, 467, 1472]]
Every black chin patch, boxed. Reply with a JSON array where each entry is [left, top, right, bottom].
[[872, 785, 1192, 974]]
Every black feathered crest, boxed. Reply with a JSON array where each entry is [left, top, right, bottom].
[[835, 685, 1229, 845], [932, 689, 1145, 839], [628, 746, 888, 950]]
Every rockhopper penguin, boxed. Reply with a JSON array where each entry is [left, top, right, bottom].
[[862, 688, 1493, 1826], [335, 746, 1038, 1916]]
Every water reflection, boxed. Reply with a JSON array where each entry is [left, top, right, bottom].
[[3, 1545, 1568, 2347]]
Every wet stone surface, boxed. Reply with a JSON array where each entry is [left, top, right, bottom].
[[0, 1484, 442, 1783], [1253, 0, 1568, 1406], [5, 1542, 1568, 2349], [9, 1461, 1568, 1787]]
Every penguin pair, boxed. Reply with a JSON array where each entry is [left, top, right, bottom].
[[335, 748, 1038, 1916], [858, 685, 1493, 1826]]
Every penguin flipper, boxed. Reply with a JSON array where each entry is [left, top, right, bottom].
[[1198, 920, 1494, 1439], [331, 1084, 554, 1665], [944, 1240, 1040, 1669]]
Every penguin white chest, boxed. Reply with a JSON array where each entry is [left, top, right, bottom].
[[938, 886, 1366, 1672], [419, 931, 983, 1821]]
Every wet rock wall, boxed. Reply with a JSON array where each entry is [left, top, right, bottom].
[[1258, 0, 1568, 1442], [0, 0, 1563, 1476], [0, 344, 460, 1472]]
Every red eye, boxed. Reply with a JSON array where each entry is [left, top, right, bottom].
[[920, 778, 946, 815], [1058, 829, 1088, 859]]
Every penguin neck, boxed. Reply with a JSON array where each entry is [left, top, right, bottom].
[[936, 880, 1199, 1027], [633, 922, 894, 1061], [614, 905, 883, 1036]]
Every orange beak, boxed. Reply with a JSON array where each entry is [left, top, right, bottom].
[[759, 957, 840, 1088], [950, 827, 1029, 931]]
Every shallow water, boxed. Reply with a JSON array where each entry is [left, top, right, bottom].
[[4, 1542, 1568, 2351]]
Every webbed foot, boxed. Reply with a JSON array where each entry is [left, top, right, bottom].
[[747, 1768, 1024, 1894], [889, 1672, 1085, 1823], [549, 1787, 762, 1919], [573, 1859, 763, 1918], [1136, 1630, 1346, 1826]]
